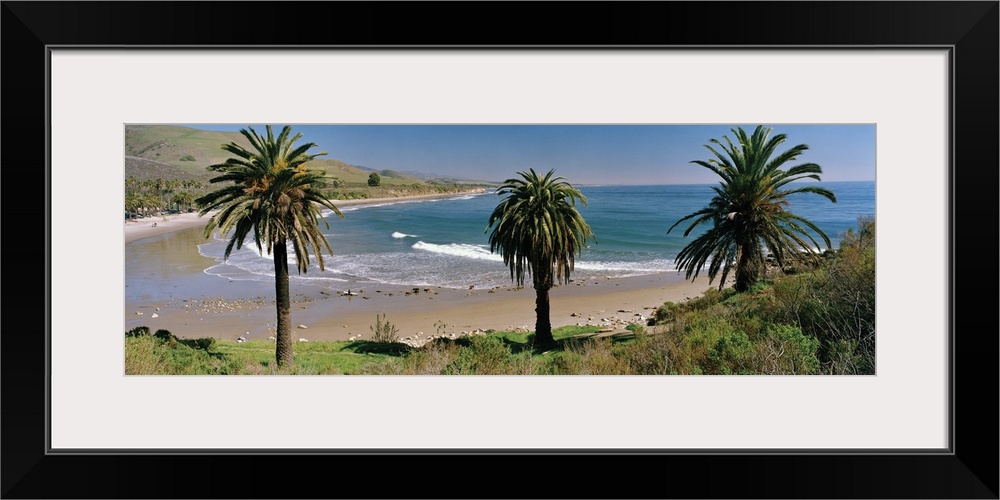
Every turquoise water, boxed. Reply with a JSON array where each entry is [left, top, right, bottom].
[[194, 181, 875, 290]]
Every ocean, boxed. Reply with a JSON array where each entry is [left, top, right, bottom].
[[174, 181, 874, 292]]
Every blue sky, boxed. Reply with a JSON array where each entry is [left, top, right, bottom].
[[183, 124, 875, 185]]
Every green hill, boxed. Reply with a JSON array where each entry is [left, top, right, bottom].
[[124, 125, 497, 203], [124, 155, 206, 183], [124, 125, 250, 176], [123, 124, 432, 186]]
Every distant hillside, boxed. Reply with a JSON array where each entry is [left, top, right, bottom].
[[123, 125, 480, 187], [312, 159, 418, 186], [124, 125, 250, 177], [124, 155, 207, 183], [357, 165, 500, 186]]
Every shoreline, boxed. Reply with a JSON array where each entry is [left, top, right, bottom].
[[124, 185, 728, 345], [123, 188, 489, 245]]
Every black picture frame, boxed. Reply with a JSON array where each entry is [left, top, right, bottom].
[[3, 2, 997, 498]]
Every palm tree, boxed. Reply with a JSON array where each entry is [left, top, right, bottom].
[[164, 179, 179, 209], [171, 191, 195, 212], [124, 192, 143, 220], [153, 178, 165, 213], [125, 175, 139, 197], [668, 125, 837, 293], [485, 168, 595, 349], [196, 125, 343, 367]]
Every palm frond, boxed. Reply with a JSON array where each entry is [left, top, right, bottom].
[[486, 168, 595, 288], [197, 125, 341, 274], [669, 126, 838, 291]]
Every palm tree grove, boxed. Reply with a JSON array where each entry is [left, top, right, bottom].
[[125, 124, 875, 375]]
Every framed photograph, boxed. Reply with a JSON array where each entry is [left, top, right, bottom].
[[4, 2, 996, 498]]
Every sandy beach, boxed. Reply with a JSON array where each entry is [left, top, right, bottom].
[[124, 190, 723, 344]]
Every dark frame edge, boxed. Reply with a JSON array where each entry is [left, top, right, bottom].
[[2, 1, 997, 499], [951, 2, 1000, 497]]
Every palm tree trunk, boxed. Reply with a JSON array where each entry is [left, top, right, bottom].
[[273, 241, 294, 367], [534, 282, 554, 349], [735, 241, 757, 292]]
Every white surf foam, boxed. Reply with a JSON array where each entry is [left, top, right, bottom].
[[411, 241, 503, 262]]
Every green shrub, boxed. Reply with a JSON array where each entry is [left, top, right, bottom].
[[653, 287, 734, 326], [125, 326, 150, 338], [745, 280, 770, 295], [705, 331, 754, 375], [125, 335, 223, 374], [687, 287, 731, 310], [767, 216, 875, 374], [153, 329, 177, 346], [576, 338, 631, 375], [125, 336, 169, 374], [444, 335, 512, 375], [613, 331, 671, 375], [397, 339, 462, 374], [824, 339, 867, 375], [655, 314, 737, 374], [625, 323, 646, 335], [653, 301, 675, 324], [179, 154, 196, 161], [757, 324, 820, 375], [548, 350, 584, 375], [183, 338, 216, 351], [507, 352, 544, 375], [369, 313, 400, 343]]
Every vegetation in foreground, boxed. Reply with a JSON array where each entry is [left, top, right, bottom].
[[125, 215, 874, 376]]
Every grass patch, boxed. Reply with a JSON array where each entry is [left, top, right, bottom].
[[124, 326, 604, 375], [126, 335, 404, 375], [123, 318, 821, 376], [488, 325, 601, 354], [215, 340, 403, 374]]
